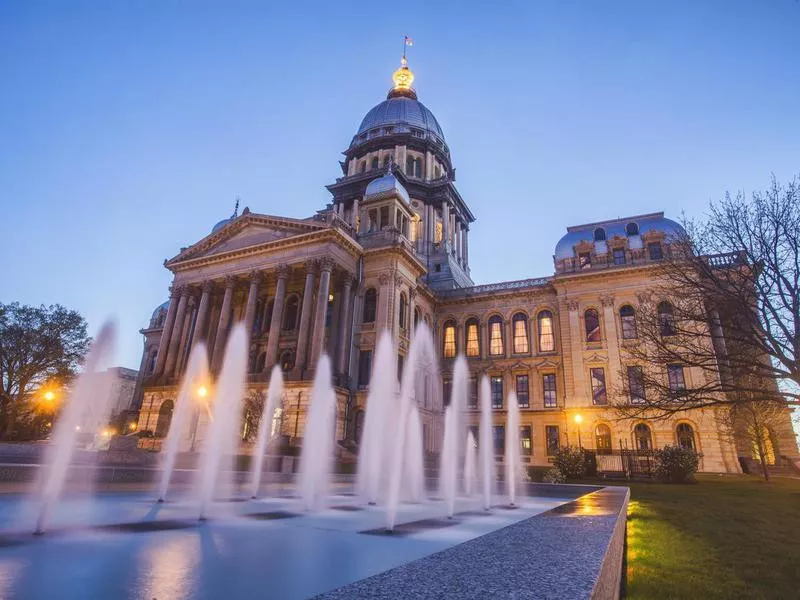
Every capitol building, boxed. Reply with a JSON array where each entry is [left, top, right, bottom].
[[133, 56, 797, 474]]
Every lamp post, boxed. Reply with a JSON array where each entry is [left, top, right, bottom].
[[574, 414, 583, 449]]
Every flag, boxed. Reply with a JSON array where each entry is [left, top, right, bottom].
[[404, 36, 413, 46]]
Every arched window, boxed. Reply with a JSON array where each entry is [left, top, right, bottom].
[[282, 295, 299, 330], [625, 222, 639, 236], [584, 309, 601, 343], [488, 315, 504, 356], [255, 352, 266, 373], [658, 301, 676, 336], [537, 310, 555, 352], [359, 161, 366, 174], [370, 156, 379, 170], [620, 305, 637, 339], [381, 155, 389, 168], [634, 423, 652, 450], [398, 293, 408, 330], [155, 400, 174, 438], [442, 320, 457, 358], [362, 288, 377, 323], [353, 409, 366, 444], [512, 312, 529, 354], [465, 318, 480, 358], [595, 424, 612, 455], [676, 423, 695, 450], [594, 227, 606, 242], [415, 157, 422, 177], [413, 307, 422, 331], [406, 156, 414, 176]]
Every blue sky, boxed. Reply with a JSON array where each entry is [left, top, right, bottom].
[[1, 0, 799, 370]]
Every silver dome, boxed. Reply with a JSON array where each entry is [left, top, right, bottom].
[[211, 217, 232, 234], [554, 213, 686, 260], [353, 97, 446, 148], [364, 172, 410, 204]]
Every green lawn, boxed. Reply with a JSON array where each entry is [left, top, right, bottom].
[[598, 474, 800, 599]]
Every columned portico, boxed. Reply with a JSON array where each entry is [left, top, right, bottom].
[[243, 270, 262, 334], [293, 261, 318, 376], [336, 275, 355, 377], [164, 286, 190, 378], [309, 257, 334, 371], [211, 276, 236, 372], [191, 280, 213, 353], [265, 264, 289, 369], [153, 286, 179, 377]]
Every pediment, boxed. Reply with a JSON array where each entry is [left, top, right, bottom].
[[585, 352, 607, 364], [168, 213, 325, 264], [536, 358, 560, 369]]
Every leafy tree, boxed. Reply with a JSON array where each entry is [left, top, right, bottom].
[[0, 302, 90, 439]]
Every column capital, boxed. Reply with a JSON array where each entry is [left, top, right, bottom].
[[409, 287, 418, 300], [600, 294, 615, 308], [168, 283, 182, 298], [306, 259, 320, 275], [566, 299, 580, 312], [223, 275, 237, 289], [201, 280, 214, 294], [378, 271, 392, 286], [394, 273, 405, 289], [249, 270, 263, 284], [275, 263, 290, 279], [319, 257, 335, 273]]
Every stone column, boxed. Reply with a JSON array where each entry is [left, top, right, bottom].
[[464, 228, 469, 267], [153, 286, 180, 376], [392, 274, 404, 340], [265, 265, 289, 369], [456, 223, 463, 264], [191, 281, 213, 352], [449, 213, 456, 254], [566, 300, 586, 407], [164, 286, 190, 378], [409, 287, 417, 338], [309, 258, 334, 370], [243, 270, 262, 335], [174, 297, 195, 375], [600, 295, 621, 400], [351, 197, 359, 231], [293, 260, 319, 374], [377, 271, 392, 330], [442, 203, 450, 251], [211, 276, 236, 372], [336, 276, 355, 376]]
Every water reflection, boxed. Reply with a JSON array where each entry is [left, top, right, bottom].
[[136, 534, 200, 600]]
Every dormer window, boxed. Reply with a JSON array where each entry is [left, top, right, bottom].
[[593, 227, 606, 242], [625, 222, 639, 236], [648, 242, 663, 260], [613, 247, 626, 265]]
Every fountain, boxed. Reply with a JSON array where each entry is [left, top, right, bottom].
[[297, 355, 336, 511], [505, 391, 521, 507], [34, 321, 116, 535], [403, 404, 425, 502], [196, 323, 248, 520], [385, 324, 436, 531], [355, 331, 396, 505], [248, 365, 284, 499], [439, 355, 468, 519], [157, 343, 209, 503], [464, 431, 478, 497], [479, 375, 493, 511]]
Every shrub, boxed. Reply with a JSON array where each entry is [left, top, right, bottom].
[[654, 445, 700, 483], [582, 450, 598, 477], [543, 468, 566, 484], [552, 446, 587, 480]]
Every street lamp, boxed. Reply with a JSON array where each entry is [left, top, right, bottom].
[[574, 414, 583, 449], [189, 384, 209, 452], [43, 391, 55, 402]]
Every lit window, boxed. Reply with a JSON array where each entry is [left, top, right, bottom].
[[627, 366, 645, 404], [443, 320, 457, 358], [512, 313, 529, 354], [488, 316, 504, 356], [520, 426, 532, 456], [677, 423, 695, 450], [546, 425, 560, 456], [658, 301, 676, 336], [516, 375, 529, 408], [542, 374, 557, 408], [537, 311, 555, 352], [490, 376, 503, 409], [613, 248, 626, 265], [590, 367, 607, 405], [584, 309, 601, 343], [595, 424, 612, 455], [620, 305, 637, 339], [648, 242, 663, 260], [667, 364, 686, 397], [634, 423, 652, 450], [465, 319, 480, 357]]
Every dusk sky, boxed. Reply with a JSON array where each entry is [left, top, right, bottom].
[[2, 1, 799, 370]]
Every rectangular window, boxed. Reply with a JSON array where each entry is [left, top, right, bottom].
[[443, 325, 456, 358], [489, 321, 504, 355], [579, 252, 591, 269], [516, 375, 530, 408], [667, 364, 686, 397], [465, 322, 480, 357], [613, 247, 626, 265], [520, 425, 532, 456], [538, 314, 555, 352], [513, 319, 529, 354], [358, 350, 372, 387], [590, 367, 607, 405], [442, 379, 452, 407], [542, 373, 557, 408], [627, 366, 645, 404], [490, 376, 504, 409], [468, 378, 478, 409], [546, 425, 560, 456], [493, 425, 505, 455], [648, 242, 663, 260]]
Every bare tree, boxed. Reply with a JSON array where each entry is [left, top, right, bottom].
[[241, 389, 265, 443], [723, 399, 790, 481], [615, 176, 799, 422]]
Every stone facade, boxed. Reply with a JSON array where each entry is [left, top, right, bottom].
[[134, 59, 798, 471]]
